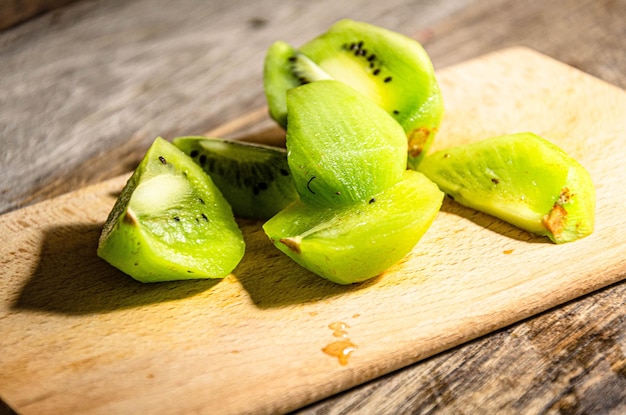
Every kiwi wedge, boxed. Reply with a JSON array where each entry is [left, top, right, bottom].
[[263, 41, 333, 127], [172, 136, 298, 219], [97, 137, 245, 282], [263, 19, 444, 168], [263, 170, 444, 284], [418, 132, 595, 243], [286, 79, 407, 208]]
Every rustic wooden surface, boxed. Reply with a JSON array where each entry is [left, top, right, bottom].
[[1, 0, 625, 414], [0, 0, 77, 30]]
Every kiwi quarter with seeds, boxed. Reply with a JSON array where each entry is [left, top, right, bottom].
[[173, 136, 298, 219], [263, 170, 444, 284], [97, 137, 245, 282], [418, 132, 595, 243], [263, 19, 444, 168]]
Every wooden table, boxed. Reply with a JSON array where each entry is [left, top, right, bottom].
[[1, 0, 625, 413]]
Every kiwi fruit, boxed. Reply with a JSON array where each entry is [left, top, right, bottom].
[[263, 170, 444, 284], [418, 132, 595, 243], [285, 79, 407, 208], [263, 41, 333, 127], [172, 136, 298, 219], [263, 19, 444, 168], [97, 137, 245, 282]]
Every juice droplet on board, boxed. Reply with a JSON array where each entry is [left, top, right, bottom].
[[323, 321, 357, 365], [328, 321, 349, 330], [329, 321, 349, 337], [322, 340, 358, 366]]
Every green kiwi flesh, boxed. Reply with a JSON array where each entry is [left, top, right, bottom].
[[418, 132, 595, 243], [263, 170, 444, 284], [97, 137, 245, 282], [286, 79, 407, 208], [263, 19, 444, 168], [173, 136, 298, 219]]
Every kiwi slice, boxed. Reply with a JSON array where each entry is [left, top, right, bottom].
[[263, 19, 444, 168], [418, 132, 595, 243], [263, 41, 333, 127], [97, 137, 245, 282], [172, 136, 298, 219], [263, 170, 444, 284], [286, 79, 407, 208]]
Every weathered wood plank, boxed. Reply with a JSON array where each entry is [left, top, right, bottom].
[[1, 0, 625, 414], [0, 0, 77, 30]]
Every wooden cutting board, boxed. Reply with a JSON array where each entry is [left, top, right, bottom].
[[1, 47, 625, 415]]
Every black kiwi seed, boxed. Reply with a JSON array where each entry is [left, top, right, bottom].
[[384, 76, 393, 83], [159, 156, 167, 164], [201, 213, 209, 221], [369, 198, 376, 204], [280, 168, 289, 176], [199, 154, 207, 166], [173, 216, 180, 221], [307, 176, 316, 194], [190, 150, 199, 158], [373, 68, 380, 76], [258, 182, 268, 190], [367, 54, 376, 62], [207, 158, 216, 172]]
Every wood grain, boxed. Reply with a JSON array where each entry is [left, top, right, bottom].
[[1, 1, 626, 414], [0, 0, 77, 31], [1, 48, 625, 415]]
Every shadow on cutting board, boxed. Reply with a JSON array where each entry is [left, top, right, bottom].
[[12, 223, 220, 315]]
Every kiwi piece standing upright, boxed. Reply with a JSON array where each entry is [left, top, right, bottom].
[[173, 136, 298, 219], [418, 132, 595, 243], [285, 79, 408, 208], [97, 137, 245, 282], [263, 19, 444, 168]]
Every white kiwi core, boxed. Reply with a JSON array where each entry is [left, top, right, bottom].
[[129, 174, 191, 216]]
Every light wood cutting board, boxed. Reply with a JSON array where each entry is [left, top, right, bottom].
[[1, 47, 625, 415]]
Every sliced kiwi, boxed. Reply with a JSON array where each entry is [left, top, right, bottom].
[[263, 19, 444, 168], [286, 79, 407, 208], [263, 41, 332, 127], [97, 137, 245, 282], [172, 136, 298, 219], [418, 132, 595, 243], [263, 170, 444, 284]]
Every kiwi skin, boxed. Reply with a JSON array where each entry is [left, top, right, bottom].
[[263, 170, 444, 284], [418, 132, 595, 243], [97, 137, 245, 282], [263, 19, 444, 168], [173, 136, 298, 220]]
